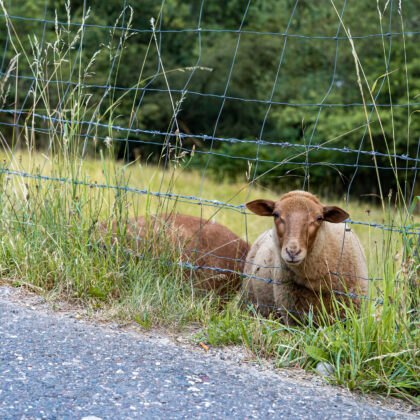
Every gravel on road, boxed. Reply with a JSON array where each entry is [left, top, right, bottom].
[[0, 286, 419, 420]]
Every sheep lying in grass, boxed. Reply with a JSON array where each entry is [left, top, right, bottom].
[[99, 214, 248, 294], [243, 190, 368, 324]]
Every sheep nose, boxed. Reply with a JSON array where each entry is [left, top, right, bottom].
[[286, 247, 301, 259]]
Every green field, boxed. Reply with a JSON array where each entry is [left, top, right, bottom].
[[0, 149, 418, 404]]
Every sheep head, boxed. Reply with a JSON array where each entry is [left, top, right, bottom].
[[246, 191, 349, 265]]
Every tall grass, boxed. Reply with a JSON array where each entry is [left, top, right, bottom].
[[0, 0, 418, 405]]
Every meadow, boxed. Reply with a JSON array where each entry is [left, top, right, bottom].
[[0, 147, 418, 404]]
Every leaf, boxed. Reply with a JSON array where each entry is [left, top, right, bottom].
[[409, 110, 420, 127], [371, 69, 398, 94], [408, 195, 419, 216], [304, 345, 329, 362], [135, 312, 152, 329]]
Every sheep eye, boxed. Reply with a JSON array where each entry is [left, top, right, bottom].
[[273, 211, 279, 218], [316, 216, 323, 222]]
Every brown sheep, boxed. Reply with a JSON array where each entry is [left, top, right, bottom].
[[243, 190, 368, 324], [98, 214, 249, 294]]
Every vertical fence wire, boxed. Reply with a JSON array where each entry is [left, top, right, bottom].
[[0, 0, 419, 314]]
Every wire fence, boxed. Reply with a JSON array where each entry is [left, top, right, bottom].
[[0, 0, 419, 319]]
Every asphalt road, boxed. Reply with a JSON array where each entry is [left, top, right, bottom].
[[0, 288, 418, 420]]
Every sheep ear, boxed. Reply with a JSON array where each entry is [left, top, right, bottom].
[[323, 206, 349, 223], [246, 199, 275, 216]]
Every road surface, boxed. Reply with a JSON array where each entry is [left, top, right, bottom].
[[0, 287, 418, 419]]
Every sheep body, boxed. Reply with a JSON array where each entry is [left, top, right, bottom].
[[99, 214, 248, 293], [242, 229, 281, 317]]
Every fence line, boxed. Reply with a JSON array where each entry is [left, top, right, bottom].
[[1, 109, 419, 163], [4, 72, 420, 109], [1, 167, 418, 235], [3, 121, 417, 173], [2, 13, 420, 40], [102, 242, 386, 306], [0, 0, 419, 320]]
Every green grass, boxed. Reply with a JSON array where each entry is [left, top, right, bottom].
[[0, 2, 418, 406], [0, 150, 418, 405]]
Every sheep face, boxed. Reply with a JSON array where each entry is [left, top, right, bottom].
[[246, 191, 349, 266]]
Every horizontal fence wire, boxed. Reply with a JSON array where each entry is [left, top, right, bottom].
[[2, 12, 420, 40], [1, 122, 417, 172], [2, 73, 420, 109], [98, 240, 386, 307], [94, 229, 389, 284], [0, 215, 407, 297], [1, 167, 418, 235], [0, 0, 419, 319], [1, 109, 419, 165]]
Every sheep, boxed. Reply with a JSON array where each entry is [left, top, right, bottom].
[[98, 214, 249, 294], [242, 190, 368, 324]]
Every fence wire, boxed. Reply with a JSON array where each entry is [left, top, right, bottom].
[[0, 0, 419, 317]]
